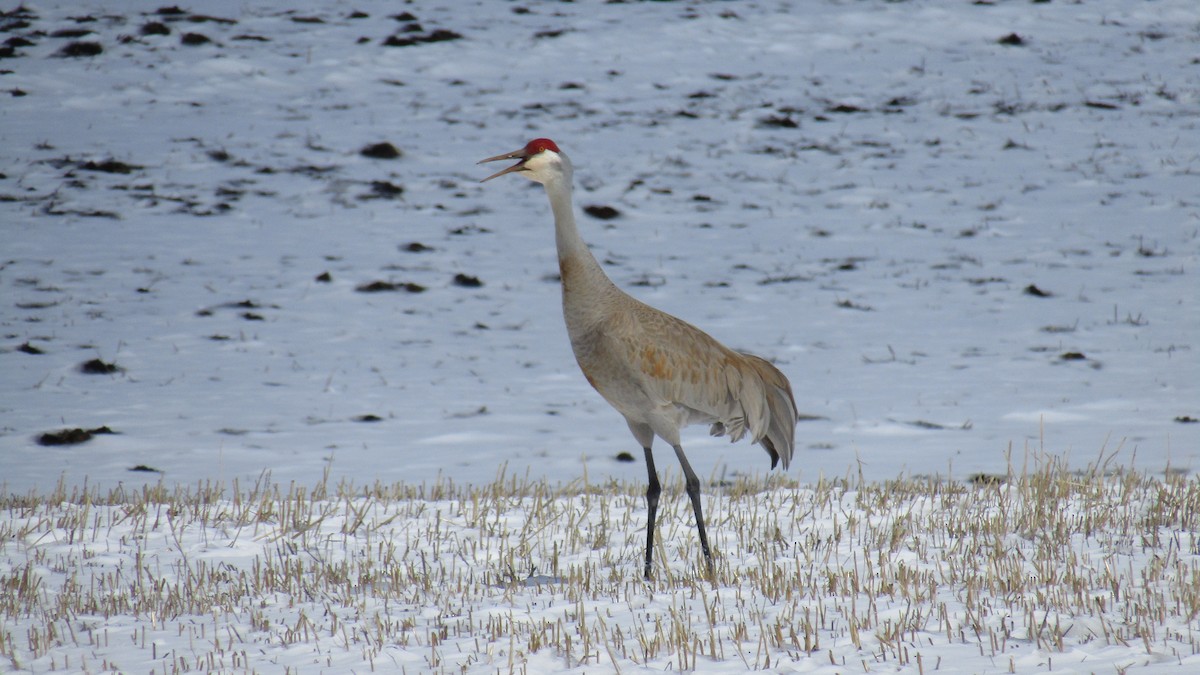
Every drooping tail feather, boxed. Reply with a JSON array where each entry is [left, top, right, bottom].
[[739, 353, 798, 470]]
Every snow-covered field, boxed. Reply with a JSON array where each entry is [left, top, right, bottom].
[[1, 0, 1198, 671], [4, 457, 1200, 673]]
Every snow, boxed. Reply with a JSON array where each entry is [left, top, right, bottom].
[[1, 0, 1199, 671], [3, 0, 1196, 493], [5, 465, 1200, 673]]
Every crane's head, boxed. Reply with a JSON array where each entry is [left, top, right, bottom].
[[478, 138, 570, 185]]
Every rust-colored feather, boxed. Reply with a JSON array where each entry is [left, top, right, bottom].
[[571, 290, 797, 469]]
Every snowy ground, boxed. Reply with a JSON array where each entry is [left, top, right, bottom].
[[2, 0, 1198, 492], [1, 0, 1199, 670], [4, 459, 1200, 674]]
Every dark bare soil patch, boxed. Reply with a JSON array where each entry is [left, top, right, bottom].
[[360, 180, 404, 200], [758, 115, 799, 129], [129, 464, 163, 473], [41, 204, 120, 219], [57, 41, 102, 57], [382, 28, 462, 47], [15, 300, 57, 309], [79, 358, 120, 374], [37, 425, 116, 446], [449, 224, 490, 236], [584, 204, 620, 220], [285, 164, 338, 177], [50, 28, 93, 39], [184, 14, 237, 26], [360, 142, 401, 159], [1, 5, 37, 22], [180, 32, 212, 46], [356, 280, 425, 293], [196, 299, 279, 318], [4, 35, 35, 47], [453, 273, 483, 288], [80, 159, 141, 174]]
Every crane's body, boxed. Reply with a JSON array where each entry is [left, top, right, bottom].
[[480, 139, 798, 579]]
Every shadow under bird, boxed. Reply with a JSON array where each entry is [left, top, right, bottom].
[[480, 139, 798, 579]]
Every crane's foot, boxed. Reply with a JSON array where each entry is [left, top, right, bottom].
[[698, 546, 716, 583]]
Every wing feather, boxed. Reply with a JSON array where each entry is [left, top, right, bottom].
[[604, 298, 797, 469]]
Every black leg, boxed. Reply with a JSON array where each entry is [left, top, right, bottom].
[[673, 444, 713, 577], [642, 446, 661, 580]]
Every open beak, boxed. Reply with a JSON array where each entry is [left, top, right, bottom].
[[478, 148, 529, 182]]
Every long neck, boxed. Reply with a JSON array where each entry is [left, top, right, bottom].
[[544, 176, 616, 298]]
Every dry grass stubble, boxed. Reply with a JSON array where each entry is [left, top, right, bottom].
[[2, 451, 1198, 672]]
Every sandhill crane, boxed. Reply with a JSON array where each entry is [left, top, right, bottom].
[[480, 138, 798, 579]]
